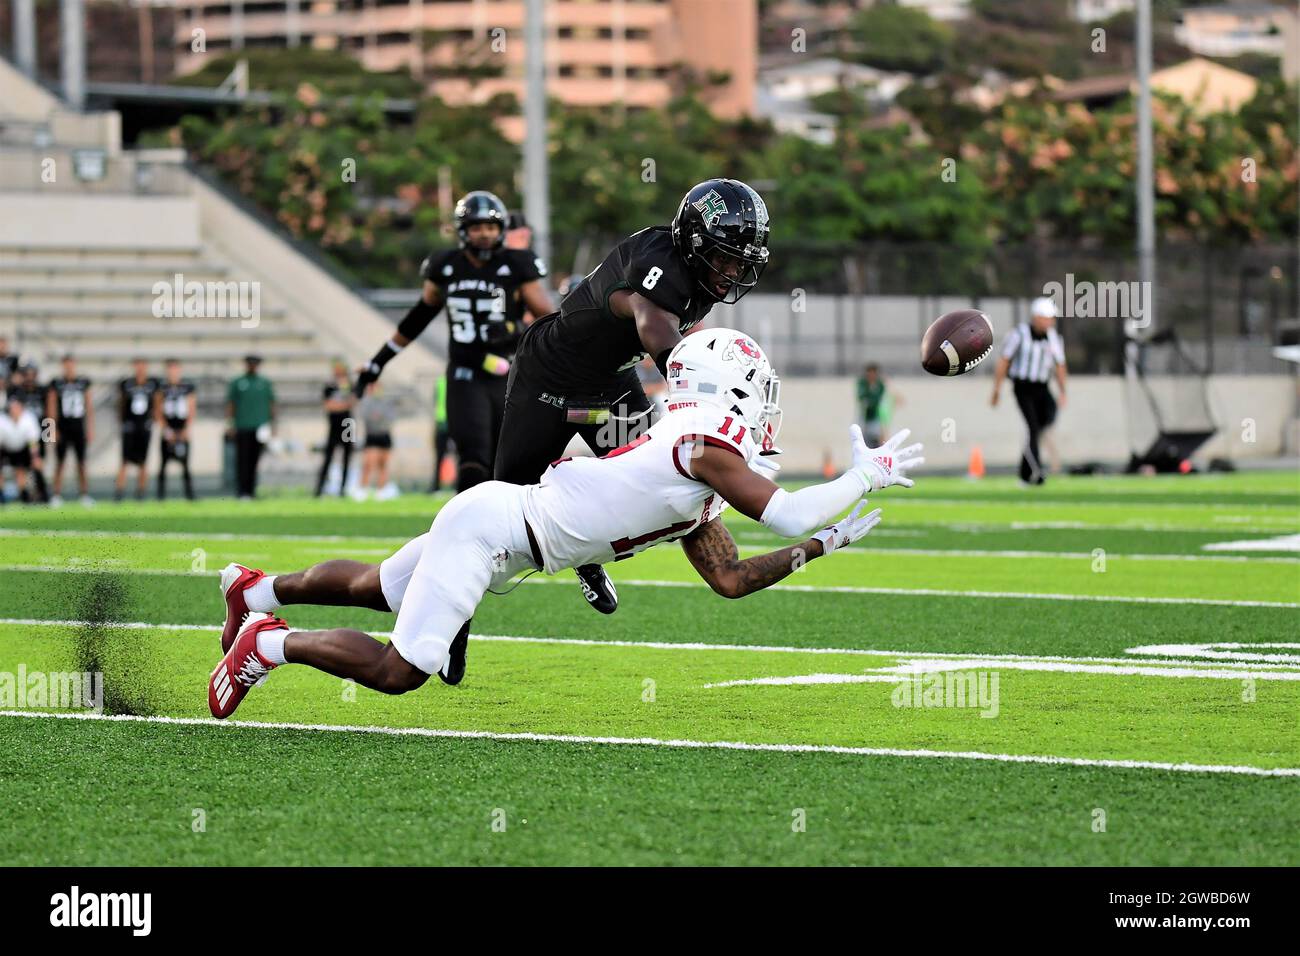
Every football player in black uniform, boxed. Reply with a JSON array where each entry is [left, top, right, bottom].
[[157, 358, 197, 500], [354, 190, 555, 491], [494, 178, 771, 616], [47, 354, 93, 506], [115, 358, 159, 502], [15, 363, 50, 503]]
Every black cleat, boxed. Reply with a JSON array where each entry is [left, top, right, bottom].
[[439, 619, 471, 686], [575, 564, 618, 615]]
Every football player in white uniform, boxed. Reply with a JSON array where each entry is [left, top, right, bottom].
[[208, 328, 923, 718]]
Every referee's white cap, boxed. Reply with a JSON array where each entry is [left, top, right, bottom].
[[1030, 296, 1057, 318]]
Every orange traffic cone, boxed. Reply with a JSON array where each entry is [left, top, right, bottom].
[[439, 454, 457, 488], [822, 450, 836, 479], [967, 445, 985, 480]]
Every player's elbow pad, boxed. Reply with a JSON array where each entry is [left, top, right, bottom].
[[759, 472, 870, 538], [396, 298, 439, 341]]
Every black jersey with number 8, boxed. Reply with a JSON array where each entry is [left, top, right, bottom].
[[521, 226, 713, 393]]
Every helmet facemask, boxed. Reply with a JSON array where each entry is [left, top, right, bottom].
[[691, 233, 768, 305]]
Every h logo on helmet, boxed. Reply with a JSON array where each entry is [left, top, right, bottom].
[[691, 189, 729, 229]]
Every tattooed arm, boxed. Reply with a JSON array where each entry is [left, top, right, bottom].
[[680, 517, 823, 600]]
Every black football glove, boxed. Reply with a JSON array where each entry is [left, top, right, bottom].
[[353, 342, 399, 396]]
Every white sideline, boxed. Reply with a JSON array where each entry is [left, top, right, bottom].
[[4, 618, 1299, 671], [3, 561, 1294, 607], [1, 708, 1295, 778], [8, 526, 1300, 563], [733, 542, 1300, 564]]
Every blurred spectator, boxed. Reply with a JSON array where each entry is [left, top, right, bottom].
[[557, 273, 585, 299], [48, 354, 94, 507], [316, 360, 357, 497], [505, 211, 533, 250], [0, 394, 40, 504], [991, 297, 1069, 486], [856, 363, 900, 445], [157, 359, 197, 500], [15, 364, 49, 503], [0, 337, 17, 385], [116, 358, 159, 502], [356, 381, 398, 500], [430, 373, 452, 493], [226, 355, 276, 500]]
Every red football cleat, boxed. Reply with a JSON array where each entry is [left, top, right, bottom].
[[209, 612, 284, 719], [219, 563, 266, 653]]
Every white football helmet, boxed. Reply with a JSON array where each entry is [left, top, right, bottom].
[[665, 327, 782, 450]]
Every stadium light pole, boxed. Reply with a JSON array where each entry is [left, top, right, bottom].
[[60, 0, 86, 110], [13, 0, 36, 79], [523, 0, 552, 269], [1135, 0, 1156, 336]]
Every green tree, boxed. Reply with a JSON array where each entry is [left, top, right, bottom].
[[848, 4, 953, 74]]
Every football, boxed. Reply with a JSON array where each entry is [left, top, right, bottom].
[[920, 308, 996, 376]]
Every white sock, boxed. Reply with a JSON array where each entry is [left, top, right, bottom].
[[245, 576, 281, 612], [256, 627, 289, 666]]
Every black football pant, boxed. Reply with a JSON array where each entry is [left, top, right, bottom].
[[158, 437, 195, 500], [493, 355, 652, 486], [1013, 380, 1057, 485], [234, 429, 263, 498], [446, 370, 508, 493], [315, 428, 356, 497]]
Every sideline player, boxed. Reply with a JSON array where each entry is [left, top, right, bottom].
[[207, 328, 923, 718], [48, 355, 94, 506], [157, 359, 197, 500], [115, 358, 158, 502]]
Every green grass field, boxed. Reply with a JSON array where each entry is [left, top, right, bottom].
[[1, 471, 1297, 865]]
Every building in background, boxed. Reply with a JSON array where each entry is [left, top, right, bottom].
[[756, 57, 912, 144], [168, 0, 757, 138], [896, 0, 970, 22], [1071, 0, 1134, 22], [0, 0, 176, 84], [1174, 4, 1292, 58], [1050, 57, 1260, 114]]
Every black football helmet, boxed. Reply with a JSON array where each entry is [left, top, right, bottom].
[[455, 190, 508, 259], [671, 178, 770, 305]]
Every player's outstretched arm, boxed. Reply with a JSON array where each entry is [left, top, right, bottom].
[[682, 504, 883, 599], [691, 426, 922, 539], [355, 281, 444, 395], [681, 516, 820, 599]]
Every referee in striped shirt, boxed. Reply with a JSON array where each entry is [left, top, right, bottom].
[[991, 297, 1068, 485]]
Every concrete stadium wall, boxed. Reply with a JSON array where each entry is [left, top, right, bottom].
[[0, 194, 199, 249], [188, 172, 441, 396], [770, 373, 1299, 474]]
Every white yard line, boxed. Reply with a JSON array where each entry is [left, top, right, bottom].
[[7, 526, 1300, 560], [5, 618, 1300, 674], [0, 566, 1295, 608], [731, 543, 1300, 564], [1, 708, 1294, 778]]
